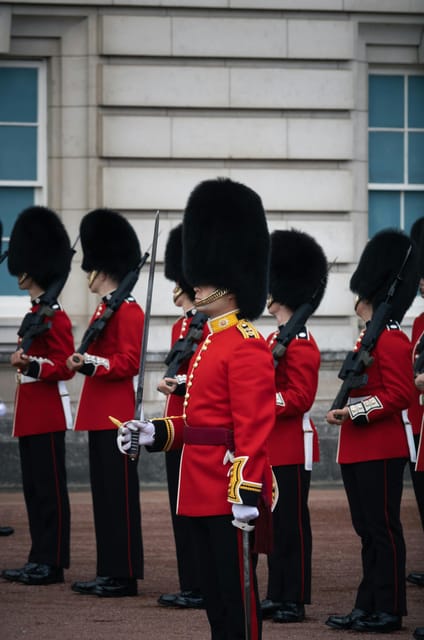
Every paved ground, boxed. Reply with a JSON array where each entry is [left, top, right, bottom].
[[0, 487, 422, 640]]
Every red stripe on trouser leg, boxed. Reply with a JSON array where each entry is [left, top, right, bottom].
[[383, 460, 399, 612], [123, 456, 133, 577], [296, 465, 306, 601], [49, 433, 62, 568]]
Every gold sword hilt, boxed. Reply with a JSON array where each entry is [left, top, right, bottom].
[[109, 416, 139, 461]]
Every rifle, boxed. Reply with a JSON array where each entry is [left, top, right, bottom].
[[17, 244, 76, 354], [75, 253, 149, 356], [271, 261, 333, 367], [163, 310, 208, 379], [330, 245, 412, 411]]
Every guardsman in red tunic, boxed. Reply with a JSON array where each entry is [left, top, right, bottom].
[[67, 209, 144, 597], [326, 229, 419, 634], [118, 178, 276, 639], [261, 230, 327, 624], [156, 224, 208, 609], [2, 207, 74, 586], [406, 217, 424, 589]]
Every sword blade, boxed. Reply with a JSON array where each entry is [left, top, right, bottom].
[[242, 528, 252, 640], [130, 210, 160, 460]]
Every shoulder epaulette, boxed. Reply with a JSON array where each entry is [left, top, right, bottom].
[[386, 321, 400, 331], [296, 326, 309, 340], [236, 319, 260, 339]]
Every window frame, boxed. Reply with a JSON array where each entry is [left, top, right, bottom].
[[0, 59, 47, 192], [368, 68, 424, 231], [0, 59, 47, 314]]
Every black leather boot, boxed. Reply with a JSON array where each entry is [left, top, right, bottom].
[[325, 608, 368, 629]]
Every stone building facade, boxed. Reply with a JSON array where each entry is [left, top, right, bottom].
[[0, 1, 423, 485]]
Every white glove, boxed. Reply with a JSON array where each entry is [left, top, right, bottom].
[[231, 503, 259, 525], [117, 420, 155, 454]]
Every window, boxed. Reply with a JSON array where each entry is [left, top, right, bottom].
[[0, 62, 46, 296], [368, 73, 424, 238]]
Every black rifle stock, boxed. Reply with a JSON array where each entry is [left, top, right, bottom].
[[330, 244, 412, 411], [271, 301, 314, 367], [75, 253, 148, 356], [271, 260, 333, 367], [17, 241, 76, 354], [163, 311, 208, 379], [17, 271, 71, 354], [330, 300, 392, 411]]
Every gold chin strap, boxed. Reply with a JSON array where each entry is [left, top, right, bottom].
[[266, 295, 274, 309], [173, 285, 183, 303], [18, 273, 29, 285], [196, 288, 229, 307], [88, 270, 99, 287]]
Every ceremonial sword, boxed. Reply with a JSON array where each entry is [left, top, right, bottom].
[[232, 518, 255, 640], [129, 211, 160, 460]]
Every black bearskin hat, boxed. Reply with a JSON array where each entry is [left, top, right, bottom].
[[183, 177, 270, 320], [350, 228, 419, 323], [164, 224, 195, 300], [270, 229, 328, 312], [410, 217, 424, 278], [80, 208, 141, 282], [8, 206, 72, 289]]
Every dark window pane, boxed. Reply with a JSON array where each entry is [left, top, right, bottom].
[[369, 132, 404, 183], [0, 126, 37, 180], [368, 191, 400, 237], [0, 67, 38, 122], [409, 76, 424, 128], [409, 132, 424, 184], [405, 192, 424, 234], [369, 75, 404, 128], [0, 187, 34, 295]]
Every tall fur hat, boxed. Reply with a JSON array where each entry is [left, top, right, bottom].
[[270, 229, 328, 312], [183, 177, 270, 320], [7, 206, 72, 289], [350, 228, 419, 323], [80, 208, 141, 282], [410, 217, 424, 278], [164, 224, 195, 300]]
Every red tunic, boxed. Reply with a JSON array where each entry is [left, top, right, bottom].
[[12, 303, 75, 437], [411, 313, 424, 472], [407, 312, 424, 437], [74, 297, 144, 431], [151, 314, 276, 517], [266, 327, 320, 466], [337, 323, 415, 464]]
